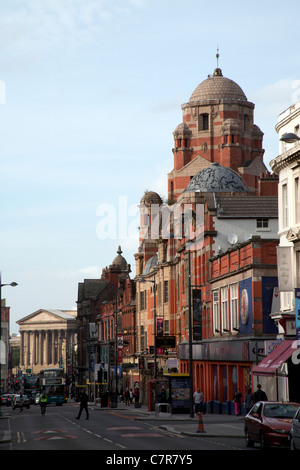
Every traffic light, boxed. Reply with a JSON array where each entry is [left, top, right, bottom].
[[103, 370, 107, 383], [97, 369, 103, 383]]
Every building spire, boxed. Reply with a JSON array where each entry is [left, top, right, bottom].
[[213, 45, 223, 76]]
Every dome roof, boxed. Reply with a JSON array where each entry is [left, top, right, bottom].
[[189, 68, 247, 103], [111, 246, 128, 271], [184, 162, 248, 193], [143, 254, 158, 275], [140, 191, 162, 205]]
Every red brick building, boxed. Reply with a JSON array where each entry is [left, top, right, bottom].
[[135, 66, 279, 409], [77, 247, 137, 399]]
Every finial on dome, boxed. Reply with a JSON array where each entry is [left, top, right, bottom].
[[117, 245, 122, 255], [213, 46, 223, 76]]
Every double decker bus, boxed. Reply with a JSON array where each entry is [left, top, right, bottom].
[[23, 375, 40, 399], [39, 368, 66, 405]]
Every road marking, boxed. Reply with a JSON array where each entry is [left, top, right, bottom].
[[60, 414, 128, 449], [17, 432, 26, 444]]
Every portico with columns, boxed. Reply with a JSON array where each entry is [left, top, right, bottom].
[[17, 309, 77, 375]]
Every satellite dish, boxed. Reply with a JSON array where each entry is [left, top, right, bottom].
[[228, 234, 238, 245]]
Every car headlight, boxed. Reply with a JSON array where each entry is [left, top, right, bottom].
[[272, 429, 288, 434]]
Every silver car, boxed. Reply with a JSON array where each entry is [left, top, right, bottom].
[[290, 406, 300, 450]]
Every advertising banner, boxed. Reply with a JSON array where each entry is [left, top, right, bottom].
[[277, 247, 293, 291], [192, 289, 202, 341]]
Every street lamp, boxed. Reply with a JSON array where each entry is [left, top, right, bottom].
[[138, 274, 157, 379], [280, 132, 300, 143], [187, 245, 194, 418], [0, 272, 17, 416]]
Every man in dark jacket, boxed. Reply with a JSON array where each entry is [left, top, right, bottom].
[[254, 384, 268, 403], [76, 391, 89, 420]]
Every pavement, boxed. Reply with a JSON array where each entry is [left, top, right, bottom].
[[93, 402, 245, 438], [0, 402, 245, 444]]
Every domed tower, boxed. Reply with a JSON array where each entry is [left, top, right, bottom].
[[168, 66, 266, 201], [135, 190, 163, 276]]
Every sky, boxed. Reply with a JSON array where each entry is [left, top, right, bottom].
[[1, 0, 300, 334]]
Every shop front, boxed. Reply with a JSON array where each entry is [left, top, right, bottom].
[[252, 339, 300, 402], [179, 338, 280, 413]]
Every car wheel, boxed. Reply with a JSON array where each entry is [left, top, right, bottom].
[[245, 428, 254, 448], [259, 431, 269, 449]]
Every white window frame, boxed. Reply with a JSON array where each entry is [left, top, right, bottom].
[[213, 290, 220, 334], [221, 287, 229, 332], [282, 183, 288, 228], [295, 176, 300, 225], [230, 283, 239, 331]]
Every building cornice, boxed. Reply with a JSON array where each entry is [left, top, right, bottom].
[[269, 145, 300, 173]]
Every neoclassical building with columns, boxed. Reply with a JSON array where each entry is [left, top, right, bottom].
[[17, 309, 77, 375]]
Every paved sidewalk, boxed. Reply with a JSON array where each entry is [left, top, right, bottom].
[[93, 402, 245, 438]]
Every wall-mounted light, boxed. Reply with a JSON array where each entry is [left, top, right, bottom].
[[280, 132, 300, 143]]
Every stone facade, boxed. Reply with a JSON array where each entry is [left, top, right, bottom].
[[17, 309, 77, 375]]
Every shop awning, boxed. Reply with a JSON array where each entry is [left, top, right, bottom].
[[252, 340, 298, 377]]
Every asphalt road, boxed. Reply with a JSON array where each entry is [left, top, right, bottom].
[[2, 402, 255, 454]]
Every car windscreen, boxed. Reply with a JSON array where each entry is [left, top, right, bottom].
[[264, 404, 298, 419]]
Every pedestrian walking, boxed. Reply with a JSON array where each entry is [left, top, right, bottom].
[[125, 388, 130, 406], [233, 388, 242, 416], [129, 388, 133, 405], [193, 388, 204, 415], [244, 387, 254, 413], [253, 383, 268, 403], [75, 391, 89, 420], [39, 391, 47, 415], [19, 393, 24, 412], [134, 387, 139, 404]]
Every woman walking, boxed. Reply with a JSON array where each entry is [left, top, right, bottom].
[[233, 388, 242, 416]]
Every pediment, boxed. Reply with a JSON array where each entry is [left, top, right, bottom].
[[17, 309, 76, 326]]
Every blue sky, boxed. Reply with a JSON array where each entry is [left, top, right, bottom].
[[1, 0, 300, 333]]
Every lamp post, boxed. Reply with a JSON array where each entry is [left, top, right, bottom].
[[187, 245, 194, 418], [0, 272, 17, 416], [138, 274, 157, 379]]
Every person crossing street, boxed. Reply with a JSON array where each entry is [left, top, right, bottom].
[[39, 391, 48, 415], [75, 391, 89, 420]]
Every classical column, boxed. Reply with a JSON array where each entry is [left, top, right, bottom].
[[39, 331, 43, 366], [20, 331, 24, 366]]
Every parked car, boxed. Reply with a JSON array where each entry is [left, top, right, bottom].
[[1, 394, 14, 406], [244, 401, 299, 448], [289, 405, 300, 450], [12, 394, 31, 410]]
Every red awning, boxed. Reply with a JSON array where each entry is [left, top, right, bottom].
[[252, 340, 298, 377]]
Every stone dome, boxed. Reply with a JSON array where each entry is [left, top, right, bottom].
[[143, 254, 158, 275], [189, 68, 247, 103], [140, 191, 162, 206], [184, 162, 248, 193], [111, 246, 128, 271]]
